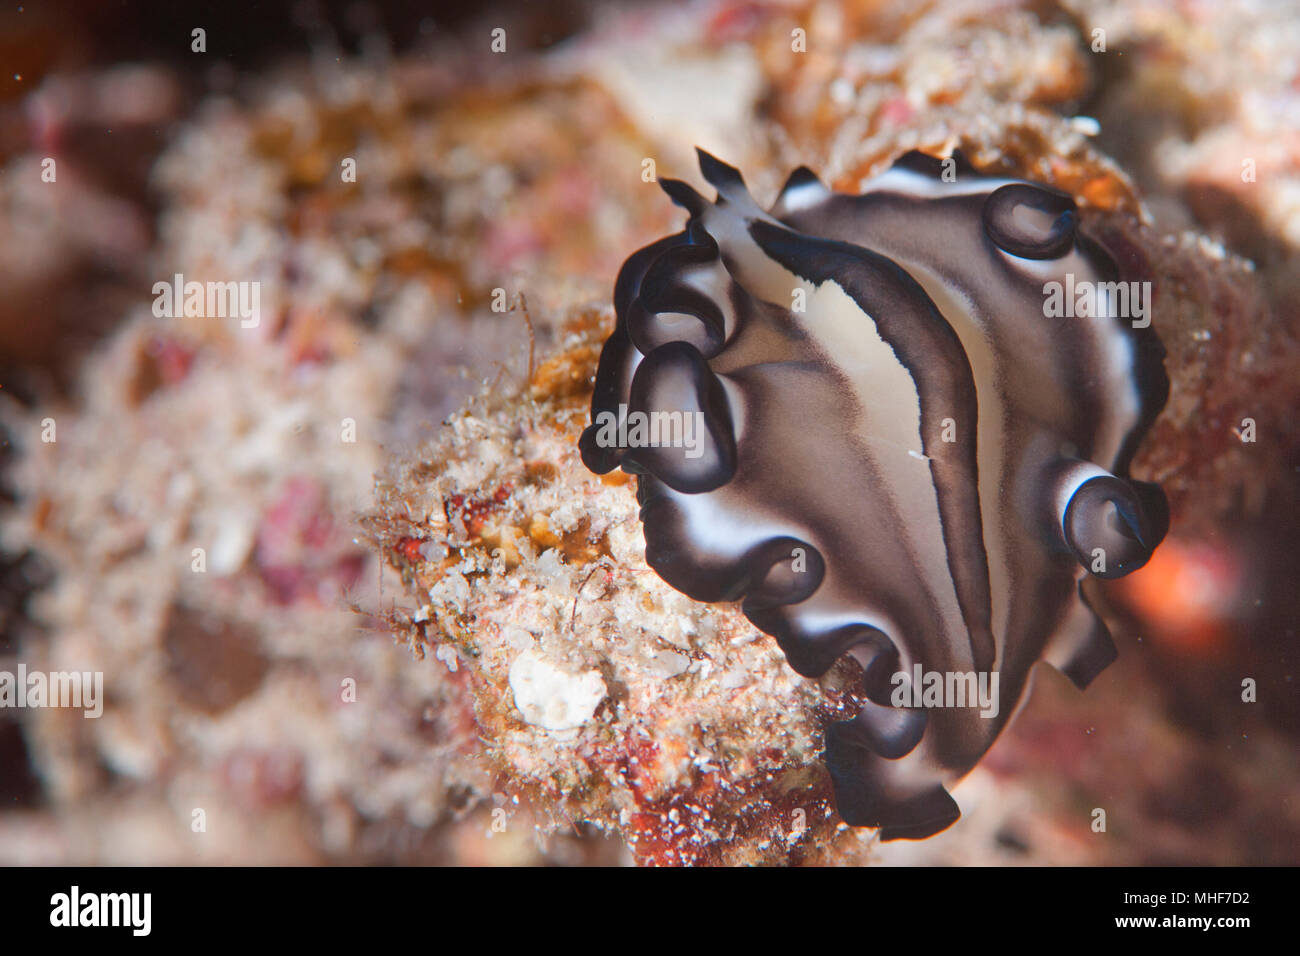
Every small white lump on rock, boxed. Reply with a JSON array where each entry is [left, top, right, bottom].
[[508, 648, 607, 732]]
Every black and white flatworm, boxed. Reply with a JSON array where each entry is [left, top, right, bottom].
[[580, 148, 1169, 840]]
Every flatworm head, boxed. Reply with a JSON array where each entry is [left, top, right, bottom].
[[580, 148, 1168, 840]]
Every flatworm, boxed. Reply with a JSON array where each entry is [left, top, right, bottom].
[[579, 148, 1169, 840]]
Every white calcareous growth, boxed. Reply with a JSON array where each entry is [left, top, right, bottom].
[[508, 647, 607, 732]]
